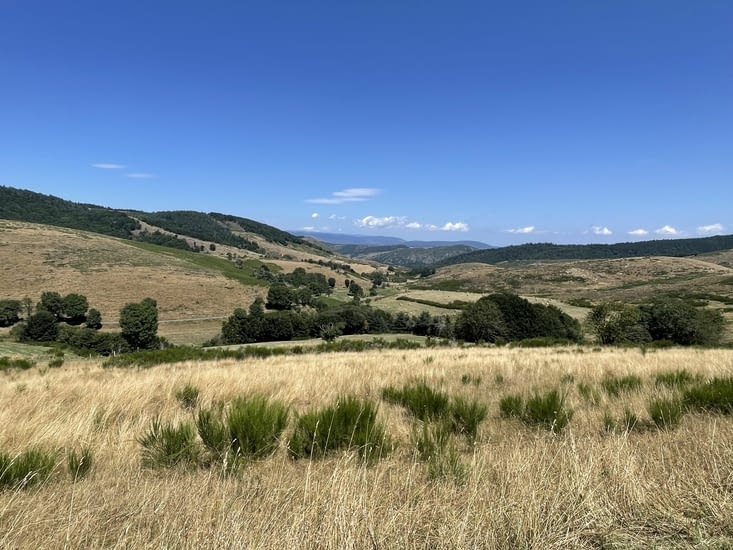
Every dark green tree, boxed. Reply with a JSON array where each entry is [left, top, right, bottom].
[[0, 299, 23, 327], [641, 298, 725, 346], [38, 291, 64, 320], [62, 293, 89, 324], [454, 297, 506, 343], [85, 308, 103, 330], [119, 298, 159, 350], [266, 284, 293, 310], [586, 303, 650, 345], [20, 310, 59, 342]]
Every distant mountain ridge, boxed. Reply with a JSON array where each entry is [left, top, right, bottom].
[[294, 230, 492, 249], [441, 237, 733, 266]]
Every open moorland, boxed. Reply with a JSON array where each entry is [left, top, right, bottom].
[[2, 347, 733, 549]]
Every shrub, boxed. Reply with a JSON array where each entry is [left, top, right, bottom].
[[138, 418, 199, 468], [226, 395, 289, 460], [603, 408, 640, 434], [67, 447, 93, 481], [381, 381, 450, 421], [601, 374, 643, 397], [48, 357, 64, 368], [289, 396, 390, 462], [411, 422, 466, 483], [197, 407, 230, 456], [648, 398, 684, 430], [450, 397, 488, 443], [175, 384, 200, 410], [0, 448, 57, 489], [499, 394, 523, 418], [683, 378, 733, 414], [655, 369, 702, 389], [523, 390, 573, 433]]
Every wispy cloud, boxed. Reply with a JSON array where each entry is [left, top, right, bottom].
[[655, 225, 679, 236], [504, 226, 536, 234], [311, 212, 319, 219], [125, 172, 154, 179], [92, 163, 126, 169], [591, 226, 613, 236], [306, 188, 380, 205], [697, 223, 724, 235], [628, 228, 649, 236], [441, 222, 469, 232]]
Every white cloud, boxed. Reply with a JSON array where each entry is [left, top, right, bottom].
[[306, 188, 380, 205], [355, 215, 407, 228], [302, 226, 317, 231], [311, 212, 319, 219], [628, 228, 649, 236], [92, 163, 125, 169], [328, 214, 346, 220], [697, 223, 724, 235], [441, 222, 469, 232], [504, 226, 536, 234], [591, 226, 612, 236], [655, 225, 679, 236], [405, 222, 423, 229], [125, 172, 154, 179]]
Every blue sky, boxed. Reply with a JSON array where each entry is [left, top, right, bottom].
[[1, 1, 731, 246]]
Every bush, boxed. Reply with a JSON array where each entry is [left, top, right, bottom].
[[522, 390, 573, 433], [67, 447, 93, 481], [289, 396, 391, 462], [175, 384, 200, 410], [499, 394, 523, 418], [48, 357, 64, 368], [138, 418, 199, 468], [381, 381, 450, 421], [0, 448, 57, 489], [450, 397, 488, 443], [411, 422, 467, 483], [683, 378, 733, 414], [227, 395, 289, 460], [648, 398, 685, 429], [601, 374, 643, 397]]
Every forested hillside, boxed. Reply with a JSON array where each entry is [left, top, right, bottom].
[[0, 185, 138, 238], [442, 236, 733, 265]]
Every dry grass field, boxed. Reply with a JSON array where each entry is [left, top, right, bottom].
[[2, 347, 733, 549]]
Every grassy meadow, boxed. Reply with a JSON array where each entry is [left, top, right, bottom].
[[2, 346, 733, 549]]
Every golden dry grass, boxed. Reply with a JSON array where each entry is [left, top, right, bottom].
[[2, 347, 733, 548]]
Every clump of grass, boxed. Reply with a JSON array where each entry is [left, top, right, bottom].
[[494, 373, 505, 385], [577, 382, 601, 405], [560, 373, 575, 384], [523, 389, 573, 433], [0, 357, 35, 371], [67, 447, 93, 481], [683, 377, 733, 415], [48, 357, 64, 368], [601, 374, 643, 397], [603, 408, 640, 434], [175, 383, 200, 410], [289, 396, 391, 462], [460, 373, 482, 386], [138, 418, 199, 469], [450, 396, 488, 443], [196, 407, 229, 457], [499, 394, 523, 418], [0, 448, 57, 489], [655, 369, 702, 389], [648, 398, 685, 430], [382, 381, 450, 421], [411, 421, 466, 483], [227, 395, 289, 460]]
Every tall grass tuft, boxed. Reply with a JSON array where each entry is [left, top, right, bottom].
[[577, 382, 601, 405], [450, 396, 488, 443], [381, 381, 450, 421], [175, 384, 200, 410], [655, 369, 702, 389], [601, 374, 643, 397], [226, 395, 289, 460], [0, 448, 57, 489], [522, 389, 573, 433], [648, 397, 685, 430], [499, 394, 523, 418], [411, 422, 466, 483], [289, 396, 391, 462], [67, 447, 93, 481], [138, 418, 199, 468], [683, 377, 733, 414], [196, 407, 230, 457]]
